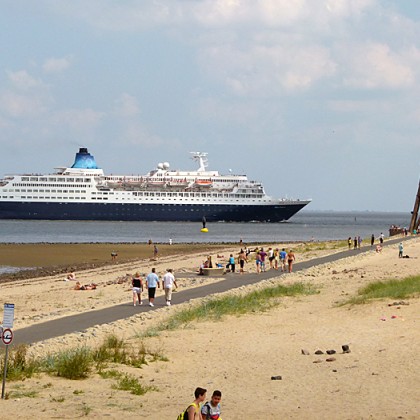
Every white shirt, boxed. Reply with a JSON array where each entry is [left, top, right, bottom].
[[163, 271, 175, 288]]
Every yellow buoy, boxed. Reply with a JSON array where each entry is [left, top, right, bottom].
[[201, 228, 209, 233]]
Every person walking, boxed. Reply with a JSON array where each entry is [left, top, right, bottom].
[[398, 242, 404, 258], [287, 249, 296, 273], [273, 248, 280, 270], [226, 254, 235, 272], [178, 387, 207, 420], [146, 267, 160, 307], [255, 251, 262, 273], [259, 247, 267, 272], [238, 248, 247, 274], [280, 248, 287, 272], [371, 234, 375, 247], [201, 390, 222, 420], [268, 247, 274, 269], [162, 268, 177, 306], [132, 272, 143, 306]]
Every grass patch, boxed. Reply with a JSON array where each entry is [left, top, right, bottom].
[[52, 347, 93, 380], [81, 403, 92, 416], [98, 369, 123, 380], [145, 282, 317, 335], [73, 389, 84, 395], [112, 373, 157, 396], [341, 275, 420, 305], [299, 240, 348, 252], [7, 389, 39, 399], [0, 344, 40, 380]]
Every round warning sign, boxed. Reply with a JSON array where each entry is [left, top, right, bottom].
[[1, 328, 13, 345]]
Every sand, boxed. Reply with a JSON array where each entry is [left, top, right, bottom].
[[0, 238, 419, 419]]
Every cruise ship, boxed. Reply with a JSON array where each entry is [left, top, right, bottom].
[[0, 148, 311, 222]]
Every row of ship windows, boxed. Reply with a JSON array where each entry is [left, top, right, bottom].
[[13, 183, 91, 188], [20, 178, 91, 183], [4, 189, 87, 193], [3, 196, 87, 200], [130, 192, 263, 198], [3, 196, 268, 203], [2, 189, 263, 199]]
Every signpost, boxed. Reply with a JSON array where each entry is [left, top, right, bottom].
[[2, 303, 15, 399]]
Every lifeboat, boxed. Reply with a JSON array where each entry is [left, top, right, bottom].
[[146, 178, 166, 187], [194, 179, 213, 187], [167, 178, 189, 187]]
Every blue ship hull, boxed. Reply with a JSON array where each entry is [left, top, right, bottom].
[[0, 201, 308, 222]]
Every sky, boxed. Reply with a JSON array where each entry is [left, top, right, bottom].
[[0, 0, 419, 212]]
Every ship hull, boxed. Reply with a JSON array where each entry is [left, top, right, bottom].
[[0, 201, 308, 222]]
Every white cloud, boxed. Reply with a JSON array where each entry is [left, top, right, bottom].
[[43, 56, 72, 73], [200, 42, 336, 95], [42, 0, 376, 30], [118, 121, 164, 147], [6, 70, 45, 90], [0, 91, 48, 118], [114, 93, 141, 118], [342, 42, 416, 89], [52, 109, 104, 129]]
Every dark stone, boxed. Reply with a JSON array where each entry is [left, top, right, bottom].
[[271, 375, 282, 380], [326, 357, 336, 362], [342, 345, 350, 353], [315, 350, 324, 355], [326, 350, 336, 355]]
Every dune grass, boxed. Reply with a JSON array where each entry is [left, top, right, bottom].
[[139, 281, 317, 337], [0, 333, 165, 391], [342, 275, 420, 305]]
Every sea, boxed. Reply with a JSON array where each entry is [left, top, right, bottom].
[[0, 211, 410, 244], [0, 211, 410, 275]]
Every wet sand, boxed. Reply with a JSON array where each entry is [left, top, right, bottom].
[[0, 243, 231, 281]]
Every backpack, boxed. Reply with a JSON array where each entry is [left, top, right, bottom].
[[202, 401, 220, 420], [177, 403, 196, 420]]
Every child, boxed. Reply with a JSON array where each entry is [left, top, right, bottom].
[[201, 390, 222, 420], [226, 254, 235, 272]]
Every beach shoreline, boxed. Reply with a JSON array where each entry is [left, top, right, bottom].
[[0, 237, 419, 418]]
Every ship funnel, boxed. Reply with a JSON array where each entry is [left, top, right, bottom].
[[71, 148, 99, 169]]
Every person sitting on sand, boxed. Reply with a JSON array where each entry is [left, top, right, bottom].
[[74, 281, 97, 290], [64, 272, 76, 281]]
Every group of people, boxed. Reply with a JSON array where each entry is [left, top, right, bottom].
[[348, 236, 363, 249], [253, 247, 295, 273], [179, 388, 222, 420], [131, 267, 177, 307]]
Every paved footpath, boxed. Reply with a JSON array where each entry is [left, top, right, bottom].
[[11, 236, 413, 345]]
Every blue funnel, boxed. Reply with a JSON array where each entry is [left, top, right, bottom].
[[71, 148, 99, 169]]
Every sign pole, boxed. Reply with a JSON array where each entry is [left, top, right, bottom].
[[1, 345, 9, 399], [1, 303, 15, 400]]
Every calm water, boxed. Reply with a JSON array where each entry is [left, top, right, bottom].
[[0, 211, 410, 244], [0, 211, 410, 274]]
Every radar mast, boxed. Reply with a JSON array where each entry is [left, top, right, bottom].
[[190, 152, 208, 172]]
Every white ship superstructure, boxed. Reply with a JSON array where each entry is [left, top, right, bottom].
[[0, 148, 310, 221]]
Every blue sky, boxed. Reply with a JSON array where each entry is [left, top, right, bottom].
[[0, 0, 419, 212]]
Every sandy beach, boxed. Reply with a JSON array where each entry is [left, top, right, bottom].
[[0, 238, 419, 419]]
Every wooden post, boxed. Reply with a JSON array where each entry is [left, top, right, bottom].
[[409, 180, 420, 233]]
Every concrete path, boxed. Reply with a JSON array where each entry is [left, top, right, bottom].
[[10, 236, 412, 345]]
